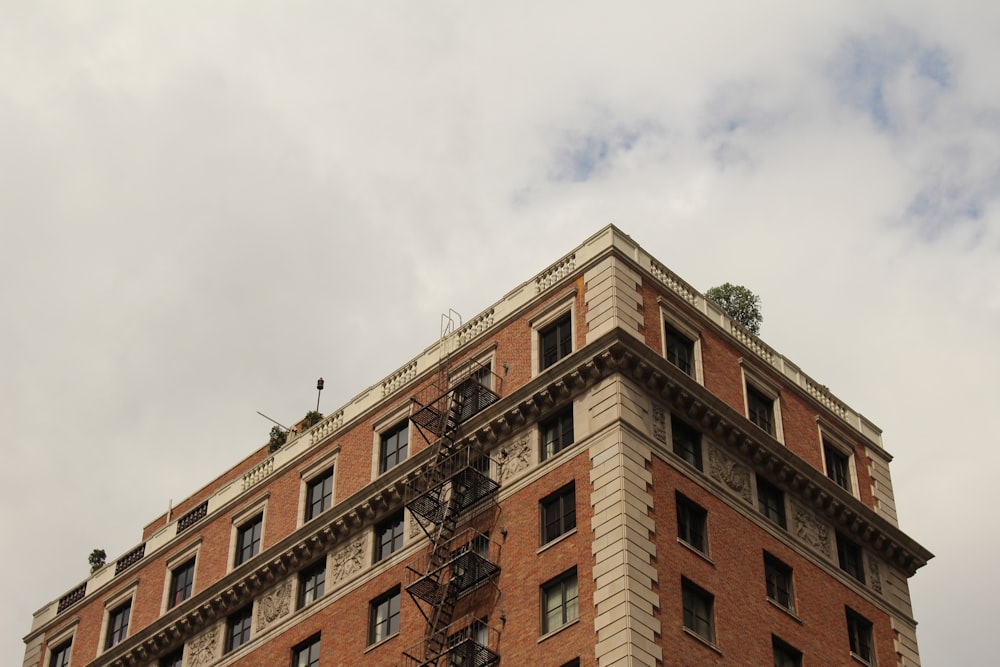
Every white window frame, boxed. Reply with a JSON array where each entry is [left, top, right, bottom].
[[294, 555, 329, 610], [228, 495, 269, 572], [44, 622, 77, 667], [659, 299, 704, 384], [98, 582, 137, 654], [818, 421, 859, 499], [372, 404, 412, 479], [740, 363, 785, 444], [160, 538, 202, 614], [298, 448, 340, 527], [531, 293, 576, 376]]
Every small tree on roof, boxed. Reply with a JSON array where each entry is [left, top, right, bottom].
[[706, 283, 763, 335]]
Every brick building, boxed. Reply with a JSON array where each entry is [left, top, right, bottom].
[[23, 226, 931, 667]]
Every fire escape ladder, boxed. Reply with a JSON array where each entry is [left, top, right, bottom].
[[403, 360, 502, 666]]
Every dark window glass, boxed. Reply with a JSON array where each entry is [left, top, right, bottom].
[[105, 600, 131, 649], [453, 363, 493, 419], [676, 494, 707, 553], [305, 469, 333, 521], [747, 385, 775, 435], [235, 514, 263, 566], [772, 636, 802, 667], [226, 606, 253, 653], [375, 511, 405, 562], [824, 442, 852, 492], [49, 640, 72, 667], [379, 421, 409, 474], [540, 407, 574, 460], [298, 560, 326, 608], [369, 587, 401, 645], [837, 533, 866, 583], [764, 553, 794, 611], [756, 476, 786, 528], [665, 324, 694, 376], [159, 648, 183, 667], [541, 569, 579, 634], [292, 634, 321, 667], [168, 558, 195, 609], [682, 579, 715, 643], [540, 314, 572, 370], [846, 608, 875, 662], [671, 416, 702, 470], [541, 483, 576, 544]]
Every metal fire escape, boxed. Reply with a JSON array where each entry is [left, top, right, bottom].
[[402, 354, 503, 667]]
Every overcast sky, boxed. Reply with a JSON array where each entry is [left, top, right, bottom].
[[2, 2, 997, 664]]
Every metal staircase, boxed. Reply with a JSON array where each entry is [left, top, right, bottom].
[[402, 359, 503, 667]]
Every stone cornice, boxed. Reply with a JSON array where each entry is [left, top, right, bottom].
[[602, 334, 933, 577]]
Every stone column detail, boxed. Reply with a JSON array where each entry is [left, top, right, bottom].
[[585, 256, 643, 343], [590, 428, 662, 667]]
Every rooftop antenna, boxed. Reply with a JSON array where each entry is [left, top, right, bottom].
[[316, 377, 324, 412], [256, 411, 289, 431]]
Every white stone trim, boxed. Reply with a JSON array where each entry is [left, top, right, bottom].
[[817, 421, 860, 500], [297, 448, 340, 528], [659, 297, 705, 384], [371, 403, 412, 480], [97, 581, 138, 655], [740, 362, 785, 444], [530, 291, 577, 376], [227, 495, 269, 573], [160, 539, 202, 615], [42, 621, 76, 667]]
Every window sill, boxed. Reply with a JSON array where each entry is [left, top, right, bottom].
[[682, 627, 722, 655], [849, 652, 874, 666], [538, 528, 578, 554], [677, 538, 715, 566], [538, 618, 579, 643], [364, 632, 399, 653], [766, 598, 802, 623]]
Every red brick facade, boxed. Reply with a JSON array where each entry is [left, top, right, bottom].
[[24, 227, 929, 667]]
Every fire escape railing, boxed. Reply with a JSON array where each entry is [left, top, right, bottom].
[[403, 361, 503, 666]]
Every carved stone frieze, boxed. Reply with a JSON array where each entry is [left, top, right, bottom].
[[256, 579, 291, 631], [187, 625, 219, 667], [330, 539, 365, 585], [791, 500, 832, 558], [408, 512, 422, 539], [868, 557, 883, 594], [652, 404, 667, 445], [498, 436, 532, 483], [708, 445, 752, 503]]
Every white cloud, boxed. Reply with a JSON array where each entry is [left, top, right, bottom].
[[2, 2, 998, 665]]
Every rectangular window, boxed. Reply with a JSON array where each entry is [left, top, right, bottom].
[[764, 553, 794, 612], [226, 605, 253, 653], [375, 511, 405, 562], [168, 558, 196, 609], [540, 407, 574, 461], [292, 634, 321, 667], [772, 636, 802, 667], [379, 421, 409, 474], [540, 314, 572, 370], [676, 493, 707, 553], [665, 324, 694, 376], [682, 579, 715, 644], [671, 416, 702, 470], [747, 385, 775, 435], [159, 648, 183, 667], [235, 514, 263, 567], [49, 640, 72, 667], [305, 469, 333, 521], [541, 483, 576, 545], [541, 569, 579, 634], [105, 600, 131, 649], [846, 608, 875, 663], [756, 476, 786, 528], [824, 441, 852, 493], [368, 587, 401, 645], [298, 560, 326, 608], [837, 533, 866, 583]]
